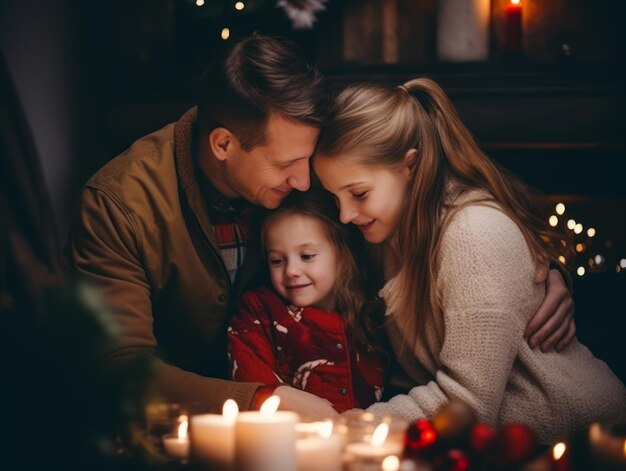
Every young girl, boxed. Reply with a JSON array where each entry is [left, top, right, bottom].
[[227, 190, 388, 413], [312, 78, 626, 442]]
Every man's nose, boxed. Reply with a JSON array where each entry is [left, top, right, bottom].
[[286, 160, 311, 192]]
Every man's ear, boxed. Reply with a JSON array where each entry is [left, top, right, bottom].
[[209, 127, 234, 162]]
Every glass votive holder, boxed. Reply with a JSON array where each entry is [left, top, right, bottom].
[[296, 420, 343, 471], [334, 411, 409, 471], [144, 401, 210, 461]]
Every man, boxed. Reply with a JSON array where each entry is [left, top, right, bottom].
[[68, 35, 574, 416]]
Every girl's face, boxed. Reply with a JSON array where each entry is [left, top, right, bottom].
[[265, 213, 338, 310], [314, 154, 411, 244]]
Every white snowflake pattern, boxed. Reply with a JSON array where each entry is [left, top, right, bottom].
[[286, 305, 304, 322], [292, 359, 334, 390], [273, 321, 288, 334]]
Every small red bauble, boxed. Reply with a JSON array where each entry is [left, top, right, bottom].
[[405, 418, 438, 454], [469, 422, 496, 454], [490, 422, 538, 466], [433, 448, 471, 471]]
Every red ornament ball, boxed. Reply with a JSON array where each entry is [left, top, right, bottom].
[[469, 422, 495, 454], [433, 448, 471, 471], [405, 418, 438, 453], [490, 422, 538, 466]]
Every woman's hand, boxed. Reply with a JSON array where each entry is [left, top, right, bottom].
[[274, 385, 339, 421], [525, 267, 576, 352]]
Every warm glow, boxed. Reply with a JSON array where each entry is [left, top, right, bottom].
[[371, 423, 390, 447], [260, 395, 281, 416], [222, 398, 239, 421], [318, 420, 334, 439], [567, 219, 576, 230], [577, 266, 585, 276], [558, 255, 566, 264], [221, 28, 230, 40], [575, 243, 585, 253], [178, 415, 189, 440], [548, 215, 558, 227], [555, 203, 565, 215], [235, 1, 245, 10], [196, 0, 205, 6], [511, 0, 521, 4], [623, 438, 625, 457], [587, 227, 596, 237], [382, 455, 400, 471], [574, 223, 583, 234], [552, 441, 567, 460]]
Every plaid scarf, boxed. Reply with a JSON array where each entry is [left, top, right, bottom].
[[199, 176, 254, 285]]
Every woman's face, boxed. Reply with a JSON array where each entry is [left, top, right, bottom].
[[314, 154, 411, 244]]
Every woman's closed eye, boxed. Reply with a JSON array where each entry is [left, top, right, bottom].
[[352, 191, 368, 200], [269, 258, 285, 266], [301, 253, 317, 261]]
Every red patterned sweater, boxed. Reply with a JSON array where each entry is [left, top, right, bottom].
[[227, 287, 386, 412]]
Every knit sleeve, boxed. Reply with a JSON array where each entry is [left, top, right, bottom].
[[227, 290, 285, 387], [368, 205, 544, 424]]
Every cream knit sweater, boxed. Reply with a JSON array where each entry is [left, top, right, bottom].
[[368, 197, 626, 443]]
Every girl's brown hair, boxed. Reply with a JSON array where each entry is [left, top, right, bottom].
[[260, 189, 385, 354], [316, 78, 563, 342]]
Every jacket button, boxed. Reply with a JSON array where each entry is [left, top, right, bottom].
[[340, 388, 348, 395], [217, 292, 227, 303], [336, 343, 344, 350]]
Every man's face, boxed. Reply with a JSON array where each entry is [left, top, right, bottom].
[[222, 111, 320, 209]]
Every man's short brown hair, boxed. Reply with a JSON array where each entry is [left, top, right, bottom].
[[197, 35, 330, 150]]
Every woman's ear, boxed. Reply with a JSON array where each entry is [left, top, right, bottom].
[[404, 148, 418, 175], [208, 127, 234, 162]]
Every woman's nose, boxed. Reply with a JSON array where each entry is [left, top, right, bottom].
[[339, 204, 357, 224]]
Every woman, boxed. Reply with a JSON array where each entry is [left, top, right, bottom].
[[313, 78, 626, 443]]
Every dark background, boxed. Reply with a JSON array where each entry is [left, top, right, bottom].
[[1, 0, 625, 380]]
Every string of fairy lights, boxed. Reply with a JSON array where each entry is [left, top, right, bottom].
[[548, 202, 626, 277], [188, 0, 327, 38]]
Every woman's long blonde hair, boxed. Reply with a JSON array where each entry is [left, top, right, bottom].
[[316, 78, 563, 341]]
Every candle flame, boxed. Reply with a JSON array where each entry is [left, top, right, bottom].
[[511, 0, 520, 4], [371, 423, 390, 447], [222, 399, 239, 421], [318, 420, 334, 439], [177, 415, 189, 440], [260, 395, 281, 416], [382, 455, 400, 471], [552, 441, 567, 460]]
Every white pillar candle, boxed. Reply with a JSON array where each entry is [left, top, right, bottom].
[[189, 400, 238, 470], [163, 434, 190, 460], [162, 415, 190, 461], [437, 0, 491, 61], [235, 410, 300, 471]]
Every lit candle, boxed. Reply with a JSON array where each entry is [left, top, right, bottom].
[[162, 415, 190, 460], [505, 0, 523, 55], [551, 441, 571, 471], [588, 422, 626, 468], [190, 399, 239, 470], [345, 423, 404, 466], [296, 421, 342, 471], [235, 395, 299, 471]]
